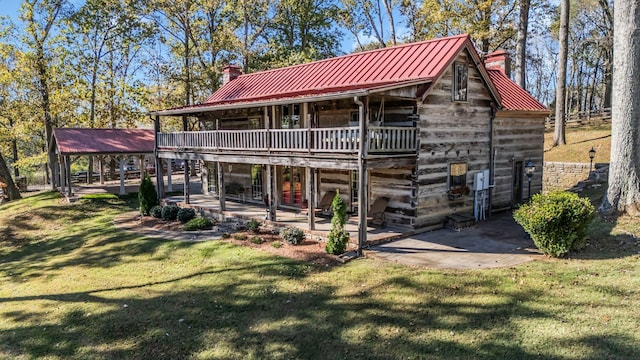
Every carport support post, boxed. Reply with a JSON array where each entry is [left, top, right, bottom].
[[58, 156, 65, 192], [118, 156, 126, 196], [98, 156, 105, 184], [65, 155, 72, 197]]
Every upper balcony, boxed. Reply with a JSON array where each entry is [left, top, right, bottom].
[[157, 126, 418, 157]]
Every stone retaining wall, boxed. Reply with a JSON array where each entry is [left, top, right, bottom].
[[543, 162, 592, 191]]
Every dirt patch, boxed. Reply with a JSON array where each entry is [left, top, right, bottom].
[[136, 215, 339, 266]]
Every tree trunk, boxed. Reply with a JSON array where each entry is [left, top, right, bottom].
[[0, 152, 21, 201], [601, 0, 640, 216], [553, 0, 569, 146], [515, 0, 530, 89]]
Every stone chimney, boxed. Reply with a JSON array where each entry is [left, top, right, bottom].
[[484, 50, 511, 77], [222, 65, 242, 85]]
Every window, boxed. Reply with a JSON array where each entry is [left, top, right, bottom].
[[449, 162, 467, 191], [452, 62, 468, 101]]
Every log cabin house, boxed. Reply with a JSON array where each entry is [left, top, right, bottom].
[[150, 34, 548, 249]]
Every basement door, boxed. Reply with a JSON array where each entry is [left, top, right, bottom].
[[512, 161, 524, 206]]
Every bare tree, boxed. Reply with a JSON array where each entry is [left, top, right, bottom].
[[553, 0, 569, 146], [601, 0, 640, 216], [515, 0, 530, 89]]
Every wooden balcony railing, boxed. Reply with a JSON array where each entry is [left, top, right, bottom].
[[157, 126, 418, 155]]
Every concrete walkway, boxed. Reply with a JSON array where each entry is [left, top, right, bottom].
[[368, 213, 541, 269]]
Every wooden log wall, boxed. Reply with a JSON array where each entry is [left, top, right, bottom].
[[415, 51, 493, 228], [492, 114, 545, 209], [370, 167, 415, 226]]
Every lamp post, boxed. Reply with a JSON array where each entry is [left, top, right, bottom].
[[524, 160, 535, 199], [589, 146, 596, 173]]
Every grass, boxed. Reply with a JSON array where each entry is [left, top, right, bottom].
[[1, 191, 639, 359], [544, 124, 611, 163]]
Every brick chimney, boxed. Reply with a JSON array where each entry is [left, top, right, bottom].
[[484, 50, 511, 77], [222, 65, 242, 85]]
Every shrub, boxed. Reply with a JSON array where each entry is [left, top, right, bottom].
[[183, 217, 213, 231], [250, 236, 264, 244], [161, 205, 179, 221], [513, 191, 595, 257], [247, 219, 261, 233], [326, 191, 350, 255], [221, 232, 231, 239], [234, 234, 248, 241], [138, 175, 158, 216], [150, 205, 163, 219], [271, 241, 283, 248], [177, 207, 196, 223], [280, 226, 305, 245]]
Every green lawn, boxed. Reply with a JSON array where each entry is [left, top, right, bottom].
[[1, 192, 639, 359], [544, 124, 611, 163]]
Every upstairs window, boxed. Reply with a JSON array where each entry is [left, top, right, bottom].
[[452, 62, 468, 101]]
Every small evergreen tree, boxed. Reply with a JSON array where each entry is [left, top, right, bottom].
[[138, 175, 158, 216], [326, 190, 350, 255]]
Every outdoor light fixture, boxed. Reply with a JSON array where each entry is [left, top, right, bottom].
[[589, 146, 596, 173], [525, 160, 535, 199]]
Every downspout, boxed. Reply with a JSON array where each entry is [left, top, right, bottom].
[[354, 96, 367, 257], [488, 103, 498, 214]]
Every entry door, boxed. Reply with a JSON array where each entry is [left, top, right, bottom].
[[512, 161, 523, 206], [281, 166, 304, 206]]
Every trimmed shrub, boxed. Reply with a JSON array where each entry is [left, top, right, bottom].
[[138, 175, 158, 216], [234, 234, 248, 241], [271, 241, 283, 248], [280, 226, 305, 245], [250, 236, 264, 244], [221, 232, 231, 239], [247, 219, 261, 233], [326, 191, 350, 255], [150, 205, 163, 219], [177, 207, 196, 223], [183, 217, 213, 231], [161, 205, 179, 221], [513, 191, 595, 257]]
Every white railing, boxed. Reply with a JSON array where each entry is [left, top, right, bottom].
[[157, 126, 417, 154]]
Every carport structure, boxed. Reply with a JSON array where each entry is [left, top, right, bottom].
[[50, 128, 155, 196]]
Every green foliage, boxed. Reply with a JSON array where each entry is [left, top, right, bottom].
[[280, 226, 305, 245], [161, 205, 179, 221], [138, 175, 158, 216], [514, 191, 595, 257], [150, 205, 163, 219], [234, 234, 248, 241], [250, 236, 264, 244], [247, 219, 261, 233], [221, 232, 231, 239], [326, 191, 350, 255], [183, 217, 213, 231], [271, 241, 283, 248], [177, 207, 196, 224]]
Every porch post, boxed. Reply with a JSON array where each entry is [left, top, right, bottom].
[[201, 162, 209, 195], [307, 167, 315, 230], [65, 155, 72, 197], [154, 115, 165, 199], [355, 96, 368, 256], [217, 162, 226, 211], [266, 164, 273, 220], [138, 155, 144, 178], [182, 115, 190, 204], [166, 159, 173, 192]]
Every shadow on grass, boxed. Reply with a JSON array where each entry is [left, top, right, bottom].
[[0, 264, 637, 359]]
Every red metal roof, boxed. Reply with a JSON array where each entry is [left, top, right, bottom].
[[205, 34, 471, 106], [487, 70, 547, 112], [53, 128, 155, 155]]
